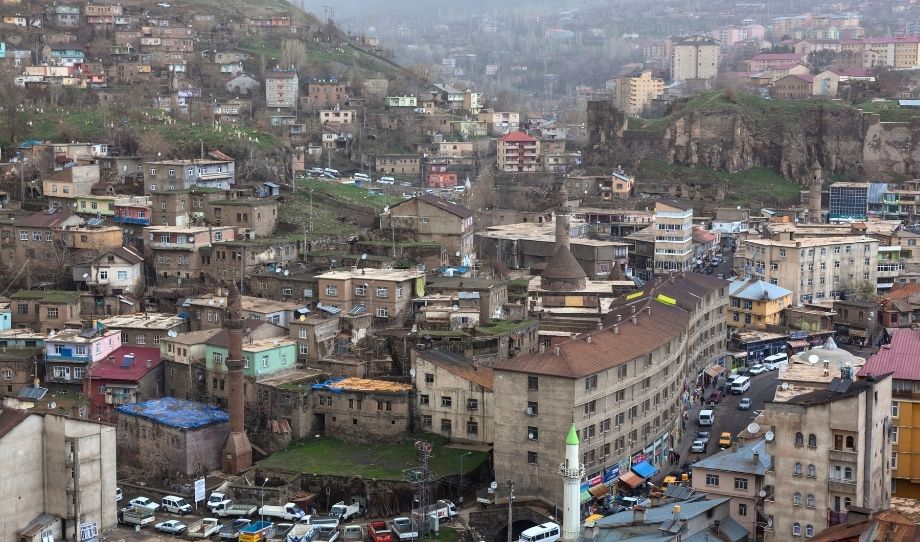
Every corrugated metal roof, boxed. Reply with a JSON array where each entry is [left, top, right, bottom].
[[728, 278, 792, 301], [691, 439, 771, 475], [859, 328, 920, 381]]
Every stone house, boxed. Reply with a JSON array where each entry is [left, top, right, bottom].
[[162, 328, 221, 401], [380, 195, 474, 267], [10, 290, 81, 333], [413, 348, 494, 444], [311, 377, 412, 442]]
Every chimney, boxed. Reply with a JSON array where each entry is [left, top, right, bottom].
[[672, 504, 681, 522], [645, 306, 651, 315], [616, 314, 622, 323], [145, 359, 152, 369], [596, 321, 603, 331], [714, 520, 721, 534], [753, 451, 761, 464], [613, 324, 619, 335], [631, 305, 637, 314], [554, 346, 561, 356], [632, 505, 647, 524]]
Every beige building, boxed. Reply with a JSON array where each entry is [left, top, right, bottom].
[[493, 273, 727, 501], [478, 111, 520, 135], [497, 132, 540, 173], [745, 236, 879, 304], [613, 70, 664, 117], [265, 71, 299, 109], [311, 377, 412, 442], [0, 406, 117, 542], [380, 195, 474, 266], [762, 374, 892, 541], [691, 439, 771, 536], [98, 313, 186, 348], [413, 348, 494, 444], [374, 154, 421, 175], [653, 200, 694, 274], [316, 268, 425, 326], [670, 35, 721, 82]]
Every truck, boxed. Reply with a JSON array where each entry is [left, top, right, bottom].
[[239, 520, 276, 542], [285, 522, 316, 542], [259, 503, 305, 522], [330, 499, 364, 521], [118, 506, 156, 527], [304, 514, 340, 530], [423, 500, 458, 522], [267, 523, 296, 542], [188, 518, 222, 538], [314, 524, 339, 542], [220, 519, 252, 541], [391, 518, 418, 541], [213, 502, 258, 518], [368, 521, 393, 542], [208, 492, 233, 511], [342, 525, 363, 542]]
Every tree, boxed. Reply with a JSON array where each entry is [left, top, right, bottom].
[[808, 50, 837, 73], [279, 39, 309, 73], [0, 66, 26, 145]]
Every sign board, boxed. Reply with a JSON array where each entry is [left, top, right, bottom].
[[80, 522, 98, 542], [603, 464, 620, 483], [194, 478, 206, 503]]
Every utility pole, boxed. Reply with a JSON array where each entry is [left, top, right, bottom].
[[506, 480, 514, 542], [309, 188, 314, 233]]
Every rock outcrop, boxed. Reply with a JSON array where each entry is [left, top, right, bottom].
[[586, 96, 920, 182]]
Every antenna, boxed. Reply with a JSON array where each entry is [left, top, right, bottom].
[[764, 431, 775, 442]]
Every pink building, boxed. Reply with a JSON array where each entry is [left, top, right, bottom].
[[748, 52, 808, 71], [45, 328, 123, 395]]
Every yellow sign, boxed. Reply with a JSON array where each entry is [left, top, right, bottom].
[[656, 293, 677, 305], [626, 291, 644, 300]]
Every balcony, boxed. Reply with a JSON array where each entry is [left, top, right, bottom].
[[827, 477, 857, 494], [828, 448, 858, 462], [148, 241, 197, 251], [112, 216, 150, 225]]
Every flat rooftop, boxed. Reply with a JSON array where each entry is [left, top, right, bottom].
[[244, 338, 296, 353], [316, 269, 425, 282], [99, 313, 185, 330], [746, 235, 878, 247], [479, 222, 629, 247]]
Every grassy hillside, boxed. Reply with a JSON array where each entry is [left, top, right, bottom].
[[638, 160, 803, 206]]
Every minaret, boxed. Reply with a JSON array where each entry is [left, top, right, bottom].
[[555, 184, 571, 251], [222, 281, 253, 474], [560, 424, 585, 541], [809, 160, 823, 224]]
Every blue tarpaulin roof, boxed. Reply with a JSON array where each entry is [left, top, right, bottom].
[[632, 460, 657, 479], [115, 397, 229, 429], [311, 377, 346, 393]]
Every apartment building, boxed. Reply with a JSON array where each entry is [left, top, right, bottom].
[[380, 195, 474, 266], [149, 187, 227, 227], [691, 440, 771, 536], [670, 35, 721, 82], [612, 70, 664, 117], [745, 237, 879, 303], [98, 313, 186, 348], [143, 225, 236, 286], [859, 328, 920, 498], [319, 109, 355, 126], [478, 111, 520, 135], [143, 159, 235, 193], [727, 278, 793, 330], [315, 268, 424, 325], [44, 328, 122, 395], [205, 198, 279, 237], [305, 81, 348, 108], [413, 348, 494, 444], [653, 200, 694, 274], [265, 71, 299, 109], [497, 132, 540, 173], [312, 377, 412, 442], [10, 290, 81, 333], [840, 36, 920, 69], [493, 273, 727, 501], [374, 154, 421, 175], [762, 375, 892, 541], [0, 209, 84, 279]]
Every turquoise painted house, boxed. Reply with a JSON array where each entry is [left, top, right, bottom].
[[205, 323, 297, 379]]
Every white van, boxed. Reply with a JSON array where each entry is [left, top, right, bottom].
[[378, 176, 395, 185], [699, 409, 715, 426], [161, 495, 193, 515], [323, 168, 340, 178], [519, 523, 560, 542], [764, 352, 788, 370], [353, 173, 370, 181], [731, 376, 751, 394]]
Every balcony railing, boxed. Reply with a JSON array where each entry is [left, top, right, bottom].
[[827, 477, 857, 494], [112, 216, 150, 225], [828, 448, 858, 462]]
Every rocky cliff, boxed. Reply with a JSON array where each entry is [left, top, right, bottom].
[[586, 93, 920, 182]]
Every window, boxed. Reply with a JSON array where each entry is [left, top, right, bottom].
[[467, 421, 478, 434], [734, 477, 748, 490], [425, 373, 434, 384], [261, 355, 268, 368], [808, 433, 817, 448], [212, 352, 224, 365], [806, 494, 815, 508], [614, 389, 626, 401], [527, 426, 538, 440], [17, 303, 27, 315], [527, 451, 538, 464], [441, 396, 452, 407], [891, 426, 899, 444], [893, 401, 900, 418], [794, 462, 803, 476], [46, 307, 58, 319], [805, 525, 814, 538], [583, 400, 596, 416], [738, 503, 747, 516], [528, 375, 539, 391], [299, 344, 309, 355], [18, 230, 27, 241], [467, 398, 479, 410], [117, 270, 128, 280], [617, 365, 628, 378], [792, 523, 801, 536], [585, 375, 597, 391], [893, 452, 899, 469], [527, 401, 538, 415], [33, 231, 41, 241], [376, 287, 389, 298], [440, 419, 452, 432], [600, 418, 611, 432], [844, 466, 853, 480], [45, 232, 52, 241], [99, 270, 109, 281], [354, 285, 366, 296], [846, 435, 855, 449], [419, 394, 429, 405], [705, 474, 719, 486], [793, 492, 802, 505], [376, 307, 388, 318], [325, 285, 338, 296], [136, 334, 146, 345], [73, 367, 84, 379], [421, 415, 432, 426], [795, 432, 804, 446], [807, 464, 816, 478]]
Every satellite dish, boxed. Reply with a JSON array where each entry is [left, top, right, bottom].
[[767, 518, 773, 528], [747, 422, 761, 434], [283, 270, 290, 276], [758, 490, 767, 498], [764, 431, 775, 442], [781, 382, 789, 390], [361, 253, 367, 260], [82, 273, 89, 279], [49, 401, 57, 409], [490, 481, 498, 490], [167, 329, 178, 337], [275, 267, 282, 273], [451, 305, 459, 311], [528, 432, 535, 440], [208, 299, 214, 305], [299, 315, 306, 321], [788, 384, 795, 390], [808, 354, 819, 364], [455, 251, 461, 257], [845, 361, 852, 367], [409, 368, 416, 378]]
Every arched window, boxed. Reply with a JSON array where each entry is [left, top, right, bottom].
[[795, 432, 804, 445], [807, 464, 816, 477], [793, 492, 802, 505], [846, 435, 855, 450], [806, 494, 815, 508], [794, 462, 803, 476], [808, 433, 817, 447], [793, 523, 802, 536], [844, 467, 853, 480], [806, 525, 814, 538]]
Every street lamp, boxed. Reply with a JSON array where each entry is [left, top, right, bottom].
[[459, 451, 472, 504], [506, 480, 515, 542], [260, 477, 269, 522]]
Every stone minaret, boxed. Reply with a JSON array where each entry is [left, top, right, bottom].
[[222, 282, 252, 474], [560, 425, 585, 541], [555, 184, 571, 251], [809, 160, 823, 224]]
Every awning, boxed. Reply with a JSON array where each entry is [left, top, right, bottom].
[[705, 365, 725, 377], [848, 329, 868, 338], [618, 471, 644, 488], [580, 490, 591, 503], [787, 340, 809, 348], [587, 483, 609, 498], [632, 460, 657, 479]]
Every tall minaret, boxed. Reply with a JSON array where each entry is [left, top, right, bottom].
[[555, 184, 571, 251], [560, 424, 585, 541], [222, 282, 253, 474], [809, 160, 823, 224]]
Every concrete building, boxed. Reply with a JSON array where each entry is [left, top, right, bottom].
[[315, 268, 425, 326], [380, 195, 474, 266], [497, 132, 540, 173], [745, 236, 879, 303], [374, 154, 422, 176], [115, 397, 230, 476], [161, 328, 221, 400], [691, 439, 771, 536], [588, 497, 746, 541], [305, 81, 348, 108], [612, 70, 665, 117], [71, 247, 145, 311], [653, 200, 694, 274], [143, 159, 235, 193], [311, 377, 412, 442], [670, 35, 721, 82], [772, 73, 815, 99], [144, 225, 237, 287], [206, 198, 279, 238], [0, 407, 117, 542], [727, 278, 793, 330], [762, 375, 893, 541], [829, 183, 870, 222], [44, 328, 122, 395], [493, 273, 727, 502], [858, 328, 920, 498], [265, 71, 299, 110], [183, 293, 305, 331], [10, 290, 81, 333], [98, 313, 186, 348], [83, 345, 163, 419], [478, 111, 520, 135], [413, 348, 494, 444]]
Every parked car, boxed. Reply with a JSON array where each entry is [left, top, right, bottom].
[[691, 439, 707, 453], [719, 432, 733, 449], [154, 520, 187, 534], [696, 431, 711, 443], [748, 364, 768, 376], [116, 488, 123, 502], [129, 496, 160, 511], [400, 181, 413, 187], [738, 398, 752, 410], [707, 390, 724, 405]]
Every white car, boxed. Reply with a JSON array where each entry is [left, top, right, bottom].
[[748, 364, 768, 376], [154, 520, 186, 534], [116, 488, 123, 502], [691, 439, 707, 453], [129, 496, 160, 511]]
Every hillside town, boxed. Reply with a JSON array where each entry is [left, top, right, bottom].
[[5, 1, 920, 542]]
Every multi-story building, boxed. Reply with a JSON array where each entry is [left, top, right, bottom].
[[612, 70, 664, 117], [374, 154, 421, 175], [691, 440, 771, 536], [829, 182, 869, 222], [840, 36, 920, 69], [315, 268, 424, 326], [653, 200, 694, 274], [98, 313, 186, 348], [143, 159, 235, 193], [745, 236, 879, 303], [670, 35, 721, 82], [44, 328, 122, 395], [311, 377, 412, 442], [413, 348, 494, 444], [319, 109, 356, 126], [478, 111, 520, 135], [149, 187, 227, 227], [497, 132, 540, 173], [205, 198, 279, 238], [749, 52, 808, 71], [858, 328, 920, 498], [380, 195, 474, 266], [143, 225, 236, 286], [762, 374, 892, 541], [82, 346, 163, 419], [71, 246, 145, 313], [208, 238, 301, 288], [727, 278, 793, 330], [265, 71, 299, 110], [10, 290, 81, 333], [161, 328, 220, 400], [305, 81, 348, 108], [0, 210, 84, 280], [493, 273, 727, 501]]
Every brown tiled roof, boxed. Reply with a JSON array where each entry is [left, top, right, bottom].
[[0, 408, 30, 439], [17, 210, 78, 228], [109, 246, 143, 265], [495, 299, 690, 378], [885, 283, 920, 300], [406, 194, 474, 219], [541, 246, 587, 280], [809, 509, 920, 542], [417, 348, 493, 390]]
